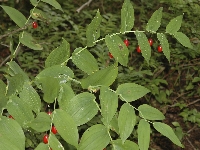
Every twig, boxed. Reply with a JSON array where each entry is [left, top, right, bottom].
[[0, 45, 21, 67], [0, 25, 27, 40], [187, 99, 200, 106], [185, 137, 197, 150], [76, 0, 93, 13]]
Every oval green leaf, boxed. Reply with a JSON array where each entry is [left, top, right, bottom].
[[120, 0, 134, 33], [112, 139, 139, 150], [157, 33, 170, 62], [35, 143, 49, 150], [138, 104, 165, 120], [49, 134, 64, 150], [29, 112, 51, 132], [19, 82, 41, 114], [138, 119, 150, 150], [6, 96, 34, 128], [146, 7, 163, 33], [30, 8, 48, 21], [58, 83, 75, 110], [135, 31, 151, 64], [36, 65, 74, 84], [105, 35, 129, 66], [7, 61, 29, 81], [81, 64, 118, 89], [72, 48, 99, 75], [45, 38, 70, 68], [65, 92, 98, 126], [166, 15, 183, 35], [86, 10, 102, 47], [118, 103, 136, 143], [0, 116, 25, 150], [53, 109, 79, 148], [0, 5, 26, 28], [39, 77, 60, 103], [6, 74, 25, 96], [174, 32, 193, 49], [19, 32, 43, 50], [41, 0, 63, 12], [116, 83, 150, 102], [78, 124, 110, 150], [100, 86, 118, 126], [153, 122, 183, 148]]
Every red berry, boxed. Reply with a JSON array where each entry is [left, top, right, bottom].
[[32, 22, 38, 29], [43, 134, 49, 144], [47, 111, 52, 115], [148, 38, 153, 46], [136, 46, 141, 53], [124, 39, 129, 47], [51, 125, 57, 134], [157, 45, 162, 52], [8, 115, 14, 119], [108, 52, 113, 59]]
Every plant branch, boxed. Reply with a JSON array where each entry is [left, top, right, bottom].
[[0, 23, 31, 40], [76, 0, 93, 13]]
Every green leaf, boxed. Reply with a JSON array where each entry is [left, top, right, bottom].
[[53, 109, 79, 148], [192, 77, 200, 83], [49, 134, 64, 150], [138, 119, 150, 150], [65, 92, 98, 126], [41, 0, 63, 12], [146, 7, 163, 33], [166, 15, 183, 35], [19, 32, 43, 50], [45, 38, 70, 68], [135, 31, 151, 64], [112, 139, 139, 150], [6, 96, 34, 128], [30, 0, 38, 6], [58, 83, 75, 110], [110, 115, 119, 134], [138, 104, 165, 120], [6, 74, 25, 96], [116, 83, 150, 102], [81, 64, 118, 89], [0, 116, 25, 150], [30, 8, 48, 21], [118, 103, 136, 143], [0, 80, 8, 110], [86, 10, 102, 47], [39, 77, 60, 103], [19, 82, 41, 114], [174, 32, 193, 49], [100, 86, 118, 126], [120, 0, 134, 33], [0, 5, 26, 28], [36, 65, 74, 84], [78, 124, 110, 150], [105, 35, 129, 66], [7, 61, 29, 81], [29, 112, 51, 132], [72, 48, 99, 75], [157, 33, 170, 62], [35, 143, 49, 150], [153, 122, 183, 148]]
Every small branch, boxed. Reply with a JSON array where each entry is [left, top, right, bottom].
[[187, 99, 200, 106], [185, 137, 197, 150], [0, 24, 30, 40], [76, 0, 93, 13]]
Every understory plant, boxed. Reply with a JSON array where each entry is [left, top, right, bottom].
[[0, 0, 193, 149]]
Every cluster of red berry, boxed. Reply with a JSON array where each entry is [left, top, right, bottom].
[[43, 111, 57, 147], [109, 38, 163, 59]]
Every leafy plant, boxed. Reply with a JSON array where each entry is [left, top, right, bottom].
[[0, 0, 194, 149]]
